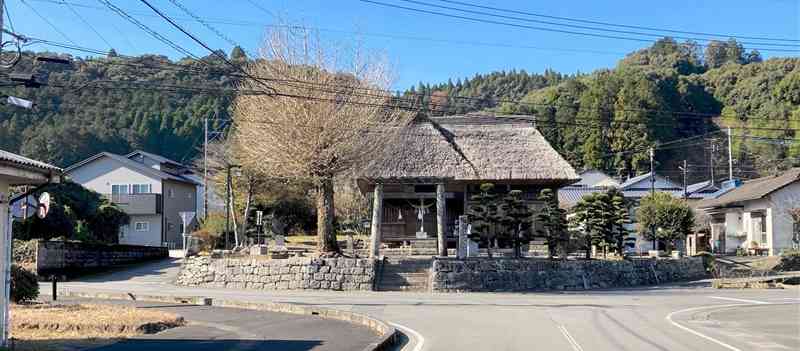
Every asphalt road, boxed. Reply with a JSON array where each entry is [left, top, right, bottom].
[[56, 299, 381, 351], [46, 258, 800, 351]]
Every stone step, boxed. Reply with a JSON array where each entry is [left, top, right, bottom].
[[378, 285, 428, 292], [383, 268, 430, 272]]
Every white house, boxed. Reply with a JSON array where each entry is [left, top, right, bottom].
[[696, 169, 800, 256], [0, 149, 61, 347], [65, 151, 199, 248]]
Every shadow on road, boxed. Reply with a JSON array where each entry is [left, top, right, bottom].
[[76, 258, 182, 283], [17, 338, 324, 351]]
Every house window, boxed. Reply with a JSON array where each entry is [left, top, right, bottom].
[[111, 184, 129, 195], [187, 192, 192, 199], [134, 222, 149, 232], [168, 189, 175, 198], [120, 225, 128, 238], [131, 184, 151, 194]]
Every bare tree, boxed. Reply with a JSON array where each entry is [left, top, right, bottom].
[[233, 27, 414, 255], [201, 139, 266, 248]]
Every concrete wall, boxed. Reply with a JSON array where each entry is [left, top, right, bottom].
[[34, 240, 168, 277], [120, 214, 163, 247], [724, 211, 744, 253], [176, 256, 375, 291], [67, 157, 162, 194], [767, 181, 800, 255], [430, 257, 706, 292], [162, 180, 197, 249]]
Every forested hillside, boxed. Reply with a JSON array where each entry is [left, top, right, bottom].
[[0, 49, 243, 166], [0, 39, 798, 181], [413, 38, 799, 181]]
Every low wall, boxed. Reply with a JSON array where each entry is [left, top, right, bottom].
[[176, 256, 376, 291], [431, 257, 707, 292], [35, 240, 168, 277]]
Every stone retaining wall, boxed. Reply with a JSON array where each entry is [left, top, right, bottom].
[[35, 240, 168, 277], [176, 256, 376, 291], [431, 257, 707, 292]]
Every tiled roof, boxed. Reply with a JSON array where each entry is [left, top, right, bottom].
[[696, 168, 800, 208], [0, 149, 61, 172], [65, 152, 199, 185], [126, 150, 186, 167]]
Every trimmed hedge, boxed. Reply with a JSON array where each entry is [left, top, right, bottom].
[[11, 265, 39, 303]]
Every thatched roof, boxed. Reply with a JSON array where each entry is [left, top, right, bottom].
[[360, 115, 579, 184]]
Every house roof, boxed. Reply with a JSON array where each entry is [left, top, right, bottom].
[[558, 187, 703, 209], [686, 180, 718, 195], [65, 152, 199, 185], [126, 150, 186, 167], [359, 115, 580, 184], [0, 149, 62, 173], [696, 168, 800, 209], [619, 172, 681, 190]]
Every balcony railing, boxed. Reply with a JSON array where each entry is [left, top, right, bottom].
[[106, 193, 162, 215]]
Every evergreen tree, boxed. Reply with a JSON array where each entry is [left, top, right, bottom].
[[536, 188, 568, 259]]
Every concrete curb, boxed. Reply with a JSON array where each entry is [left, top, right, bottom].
[[55, 290, 399, 351]]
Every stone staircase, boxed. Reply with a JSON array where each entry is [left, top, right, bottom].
[[377, 258, 432, 292]]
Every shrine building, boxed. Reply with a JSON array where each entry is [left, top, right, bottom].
[[357, 115, 580, 256]]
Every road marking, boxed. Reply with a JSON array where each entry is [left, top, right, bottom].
[[557, 325, 584, 351], [708, 296, 769, 304], [666, 303, 748, 351], [389, 321, 425, 351]]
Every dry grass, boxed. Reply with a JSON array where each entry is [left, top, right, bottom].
[[10, 303, 184, 350]]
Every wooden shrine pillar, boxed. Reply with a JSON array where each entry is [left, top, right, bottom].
[[369, 183, 384, 258], [436, 183, 447, 257]]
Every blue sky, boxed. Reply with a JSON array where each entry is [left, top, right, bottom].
[[6, 0, 799, 89]]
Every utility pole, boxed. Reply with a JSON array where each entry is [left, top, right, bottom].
[[727, 127, 734, 181], [709, 141, 716, 185], [650, 147, 657, 251], [679, 160, 688, 199], [203, 113, 209, 220], [225, 165, 231, 250]]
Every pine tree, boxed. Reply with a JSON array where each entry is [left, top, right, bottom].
[[536, 188, 568, 259]]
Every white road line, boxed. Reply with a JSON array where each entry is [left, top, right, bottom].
[[557, 325, 585, 351], [666, 303, 748, 351], [708, 296, 769, 304], [389, 321, 425, 351]]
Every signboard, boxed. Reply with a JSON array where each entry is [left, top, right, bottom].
[[179, 211, 196, 230], [255, 211, 263, 226]]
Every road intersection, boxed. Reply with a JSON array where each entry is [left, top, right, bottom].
[[45, 259, 800, 351]]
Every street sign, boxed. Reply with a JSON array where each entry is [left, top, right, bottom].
[[179, 211, 196, 229], [37, 192, 50, 219]]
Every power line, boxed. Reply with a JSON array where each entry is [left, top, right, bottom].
[[166, 0, 241, 50], [14, 37, 800, 129], [358, 0, 800, 53], [20, 0, 76, 45], [4, 0, 736, 57], [64, 0, 114, 50], [244, 0, 278, 19], [432, 0, 800, 43], [395, 0, 799, 48], [4, 0, 14, 32], [97, 0, 200, 59], [136, 0, 276, 95]]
